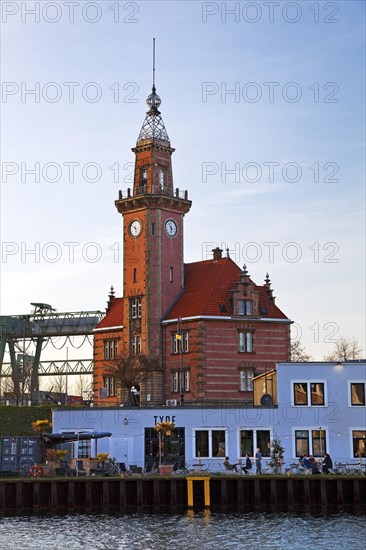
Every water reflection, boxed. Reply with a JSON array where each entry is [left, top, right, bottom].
[[0, 512, 365, 550]]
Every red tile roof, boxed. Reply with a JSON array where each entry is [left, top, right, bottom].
[[165, 258, 288, 320], [95, 298, 124, 330]]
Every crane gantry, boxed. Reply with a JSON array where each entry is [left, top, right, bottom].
[[0, 303, 104, 403]]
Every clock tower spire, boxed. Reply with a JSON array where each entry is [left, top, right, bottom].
[[115, 40, 191, 405]]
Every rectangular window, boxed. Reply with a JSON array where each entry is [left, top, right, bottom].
[[238, 300, 253, 315], [310, 383, 325, 405], [172, 370, 190, 393], [130, 335, 141, 355], [133, 268, 137, 283], [239, 370, 254, 391], [103, 375, 116, 397], [239, 332, 253, 353], [172, 332, 189, 354], [130, 297, 142, 319], [103, 339, 118, 360], [240, 429, 270, 457], [195, 429, 226, 458], [78, 440, 90, 459], [140, 167, 148, 187], [295, 430, 309, 457], [195, 430, 209, 458], [352, 430, 366, 458], [169, 267, 173, 283], [294, 382, 326, 406], [294, 429, 326, 457], [151, 222, 155, 236], [240, 430, 254, 456], [159, 168, 166, 188], [294, 383, 308, 405], [312, 429, 326, 457], [351, 383, 365, 406]]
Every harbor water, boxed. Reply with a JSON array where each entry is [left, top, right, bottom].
[[0, 512, 365, 550]]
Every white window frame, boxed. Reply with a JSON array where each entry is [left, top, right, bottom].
[[103, 339, 118, 360], [291, 380, 327, 407], [239, 369, 254, 391], [172, 370, 190, 393], [103, 375, 116, 397], [292, 427, 328, 458], [159, 168, 166, 188], [348, 381, 366, 407], [192, 428, 228, 459], [239, 332, 253, 353], [130, 297, 142, 319], [172, 332, 189, 354], [350, 427, 366, 459], [130, 335, 141, 355], [238, 299, 253, 316], [238, 427, 272, 458]]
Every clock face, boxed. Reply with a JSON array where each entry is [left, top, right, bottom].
[[165, 219, 177, 237], [129, 219, 142, 237]]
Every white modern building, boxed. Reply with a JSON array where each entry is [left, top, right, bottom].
[[51, 361, 365, 471]]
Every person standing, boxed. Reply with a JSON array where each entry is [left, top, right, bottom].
[[255, 448, 262, 475]]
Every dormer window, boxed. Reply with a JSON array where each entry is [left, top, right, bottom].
[[238, 299, 253, 316]]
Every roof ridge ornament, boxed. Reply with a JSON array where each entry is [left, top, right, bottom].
[[137, 38, 170, 144]]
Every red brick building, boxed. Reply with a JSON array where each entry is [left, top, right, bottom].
[[93, 83, 291, 406]]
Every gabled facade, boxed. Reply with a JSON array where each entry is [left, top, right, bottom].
[[93, 78, 291, 407]]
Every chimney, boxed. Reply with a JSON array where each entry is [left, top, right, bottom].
[[212, 247, 223, 261]]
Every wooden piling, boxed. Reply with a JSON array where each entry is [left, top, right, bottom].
[[0, 476, 364, 515]]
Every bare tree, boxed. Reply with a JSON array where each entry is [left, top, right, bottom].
[[49, 373, 66, 403], [323, 337, 363, 362], [105, 352, 162, 405], [75, 375, 91, 400], [290, 339, 313, 362], [3, 360, 32, 405]]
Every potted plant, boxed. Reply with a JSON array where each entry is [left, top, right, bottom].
[[269, 438, 285, 474], [53, 449, 68, 462], [154, 421, 175, 475], [31, 419, 53, 472], [97, 453, 110, 474]]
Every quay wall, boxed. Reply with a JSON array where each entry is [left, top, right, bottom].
[[0, 477, 365, 515]]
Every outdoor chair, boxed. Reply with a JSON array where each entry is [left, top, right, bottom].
[[223, 460, 239, 473], [144, 458, 157, 475], [130, 465, 143, 474], [119, 462, 127, 473], [173, 458, 187, 473]]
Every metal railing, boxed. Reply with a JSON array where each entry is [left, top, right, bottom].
[[117, 186, 189, 201]]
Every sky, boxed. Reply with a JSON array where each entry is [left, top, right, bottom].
[[1, 0, 365, 370]]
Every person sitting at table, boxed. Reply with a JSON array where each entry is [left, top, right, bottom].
[[302, 455, 312, 472], [223, 456, 239, 473], [322, 453, 333, 474], [308, 456, 320, 475], [242, 454, 252, 475]]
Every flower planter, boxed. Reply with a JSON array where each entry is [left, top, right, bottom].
[[159, 465, 174, 476]]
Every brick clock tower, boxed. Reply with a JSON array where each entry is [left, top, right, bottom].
[[115, 78, 191, 405]]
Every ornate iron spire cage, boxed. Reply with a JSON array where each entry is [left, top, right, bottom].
[[137, 86, 170, 144]]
